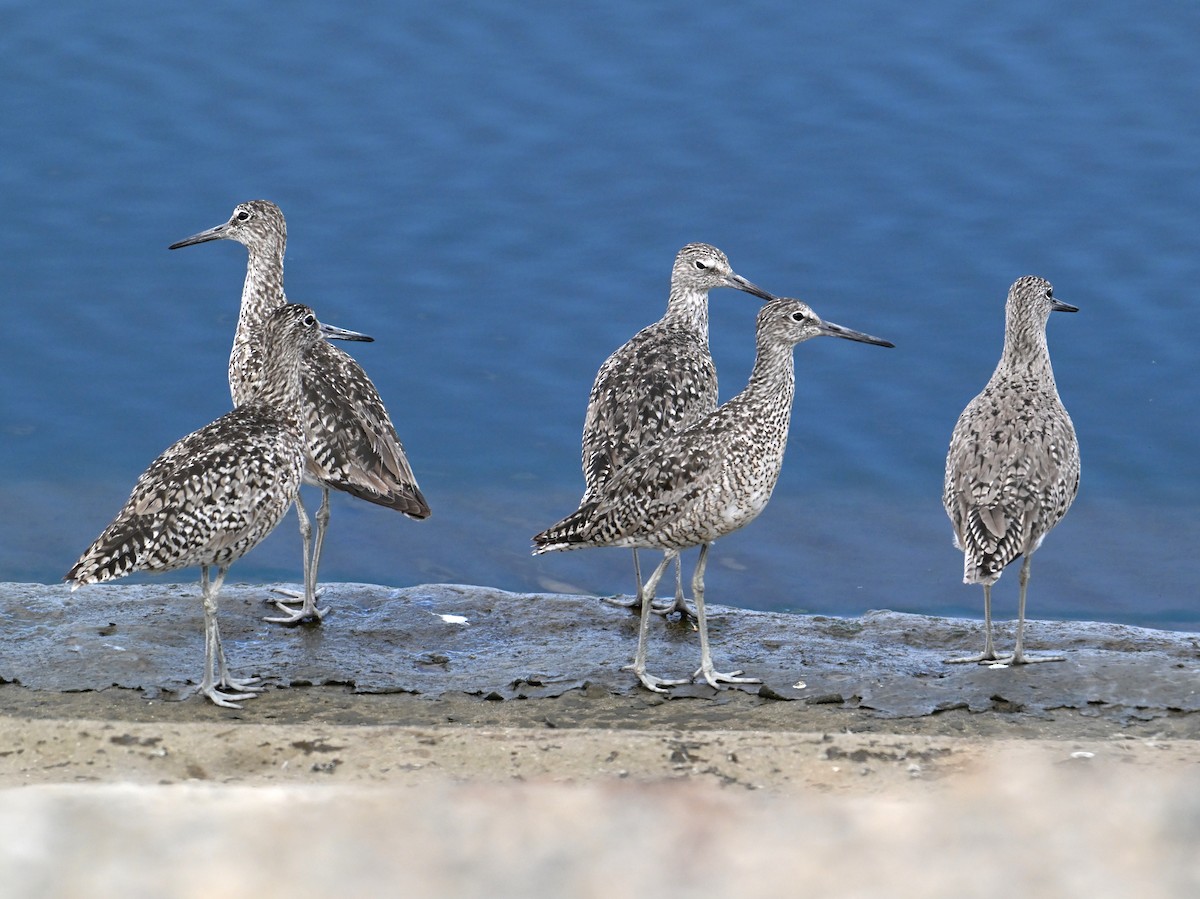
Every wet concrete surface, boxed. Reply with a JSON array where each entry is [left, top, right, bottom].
[[2, 581, 1197, 723]]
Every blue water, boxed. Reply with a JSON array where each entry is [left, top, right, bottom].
[[2, 4, 1197, 629]]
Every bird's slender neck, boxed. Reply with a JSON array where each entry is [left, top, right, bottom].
[[663, 285, 710, 340], [237, 233, 287, 339], [997, 306, 1055, 380], [248, 331, 306, 435], [712, 336, 797, 482], [742, 338, 796, 406]]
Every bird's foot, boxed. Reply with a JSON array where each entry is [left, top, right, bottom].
[[692, 665, 761, 690], [202, 681, 259, 709], [264, 600, 329, 626], [267, 585, 324, 604], [991, 651, 1066, 666], [601, 594, 643, 612], [944, 649, 1004, 664], [219, 674, 259, 693], [601, 594, 676, 616], [623, 664, 689, 694], [651, 596, 697, 626]]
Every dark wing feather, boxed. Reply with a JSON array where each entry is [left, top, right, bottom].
[[300, 341, 430, 518], [581, 322, 716, 500]]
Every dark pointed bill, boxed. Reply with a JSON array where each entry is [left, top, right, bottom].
[[723, 272, 776, 302], [168, 221, 232, 250], [1051, 298, 1079, 313], [319, 322, 373, 343], [819, 319, 894, 348]]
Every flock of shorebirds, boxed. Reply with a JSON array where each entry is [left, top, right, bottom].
[[64, 200, 1080, 707]]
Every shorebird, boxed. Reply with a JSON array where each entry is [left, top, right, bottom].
[[943, 275, 1080, 665], [170, 201, 430, 625], [65, 304, 372, 707], [581, 242, 774, 622], [536, 297, 893, 692]]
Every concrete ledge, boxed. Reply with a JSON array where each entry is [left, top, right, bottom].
[[2, 582, 1197, 721]]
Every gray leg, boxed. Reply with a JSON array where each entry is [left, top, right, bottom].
[[264, 493, 313, 609], [651, 553, 697, 624], [1006, 554, 1064, 665], [296, 490, 314, 594], [199, 566, 258, 708], [690, 544, 760, 688], [601, 549, 691, 619], [622, 551, 689, 693], [602, 549, 646, 611], [945, 582, 1004, 664], [309, 486, 332, 605], [266, 490, 331, 625]]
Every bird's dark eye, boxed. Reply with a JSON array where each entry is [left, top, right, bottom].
[[791, 312, 805, 321], [236, 209, 251, 222], [1046, 287, 1053, 297], [694, 259, 708, 270], [303, 313, 316, 327]]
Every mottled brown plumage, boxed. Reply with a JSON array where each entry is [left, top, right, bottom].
[[170, 200, 429, 624], [580, 243, 774, 620], [537, 298, 893, 692], [66, 305, 371, 707], [944, 275, 1080, 665]]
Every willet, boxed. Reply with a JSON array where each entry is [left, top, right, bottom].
[[580, 243, 774, 622], [536, 297, 893, 692], [170, 201, 430, 624], [943, 275, 1080, 665], [65, 305, 372, 707]]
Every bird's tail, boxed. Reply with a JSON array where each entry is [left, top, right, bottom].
[[531, 503, 596, 554], [64, 517, 150, 589], [960, 505, 1022, 585]]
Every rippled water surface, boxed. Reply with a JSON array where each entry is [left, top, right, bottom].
[[2, 4, 1197, 628]]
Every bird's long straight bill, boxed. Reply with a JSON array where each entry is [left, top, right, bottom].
[[320, 322, 373, 343], [819, 320, 894, 347], [168, 223, 230, 249], [724, 272, 776, 301]]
